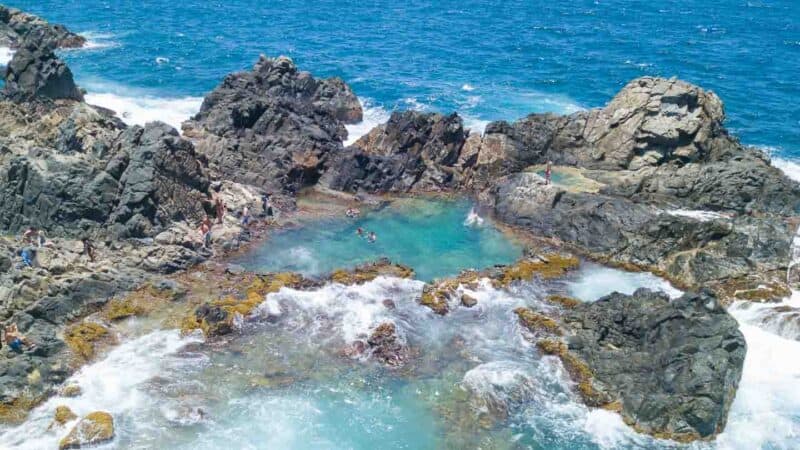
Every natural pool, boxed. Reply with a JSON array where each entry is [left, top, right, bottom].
[[3, 199, 799, 450], [233, 198, 523, 281]]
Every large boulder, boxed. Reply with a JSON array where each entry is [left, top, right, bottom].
[[547, 289, 746, 442], [184, 55, 362, 193], [321, 111, 470, 192], [2, 37, 83, 102], [0, 6, 85, 49]]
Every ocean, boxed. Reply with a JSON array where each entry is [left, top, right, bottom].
[[4, 0, 800, 171]]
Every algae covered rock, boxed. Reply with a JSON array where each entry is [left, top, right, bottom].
[[50, 405, 77, 428], [367, 322, 411, 366], [59, 411, 114, 449], [329, 258, 414, 285]]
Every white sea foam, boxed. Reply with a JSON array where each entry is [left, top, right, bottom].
[[77, 31, 118, 50], [0, 329, 204, 450], [463, 207, 485, 227], [84, 91, 203, 131], [462, 115, 490, 135], [666, 208, 728, 221], [713, 307, 800, 450], [344, 98, 390, 146], [0, 46, 14, 66], [566, 263, 683, 302], [772, 157, 800, 183], [461, 83, 476, 91]]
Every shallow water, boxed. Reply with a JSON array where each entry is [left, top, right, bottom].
[[233, 198, 523, 281]]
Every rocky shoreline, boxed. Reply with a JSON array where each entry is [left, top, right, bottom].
[[0, 9, 798, 446]]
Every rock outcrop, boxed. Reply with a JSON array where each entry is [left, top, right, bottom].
[[0, 6, 85, 50], [534, 289, 746, 442], [184, 55, 362, 193], [0, 48, 211, 237], [322, 111, 470, 192], [2, 37, 83, 102]]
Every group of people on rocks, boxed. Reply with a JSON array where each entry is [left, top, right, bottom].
[[199, 192, 278, 249], [14, 226, 96, 269]]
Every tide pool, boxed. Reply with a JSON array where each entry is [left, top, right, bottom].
[[233, 198, 523, 281]]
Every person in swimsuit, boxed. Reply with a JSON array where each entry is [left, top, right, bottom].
[[544, 161, 553, 185], [4, 323, 33, 353]]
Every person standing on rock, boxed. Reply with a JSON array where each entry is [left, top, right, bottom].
[[545, 161, 553, 185], [214, 195, 226, 224], [241, 206, 251, 227], [199, 215, 213, 248], [262, 193, 274, 218], [82, 237, 96, 262], [36, 229, 47, 248]]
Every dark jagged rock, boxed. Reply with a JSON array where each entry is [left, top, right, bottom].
[[0, 118, 211, 237], [489, 170, 793, 299], [2, 38, 83, 102], [321, 111, 470, 192], [184, 55, 362, 193], [548, 289, 745, 442], [0, 6, 85, 50]]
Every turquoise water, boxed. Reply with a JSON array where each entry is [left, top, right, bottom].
[[5, 0, 800, 158], [234, 199, 523, 281]]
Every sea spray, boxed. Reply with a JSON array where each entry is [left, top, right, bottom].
[[84, 92, 203, 131]]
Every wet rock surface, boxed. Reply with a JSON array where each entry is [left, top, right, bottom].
[[59, 410, 114, 449], [542, 289, 746, 442]]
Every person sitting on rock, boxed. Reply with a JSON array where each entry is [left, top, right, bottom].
[[82, 238, 96, 262], [367, 231, 377, 243], [18, 247, 34, 268], [22, 227, 38, 244], [4, 323, 34, 353]]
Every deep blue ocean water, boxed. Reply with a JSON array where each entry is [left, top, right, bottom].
[[6, 0, 800, 159]]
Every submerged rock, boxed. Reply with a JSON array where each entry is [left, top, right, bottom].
[[367, 322, 411, 366], [59, 411, 114, 449], [538, 289, 746, 442]]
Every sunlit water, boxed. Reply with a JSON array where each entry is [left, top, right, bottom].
[[3, 201, 799, 449], [233, 198, 523, 282]]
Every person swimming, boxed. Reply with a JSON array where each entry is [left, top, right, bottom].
[[367, 231, 377, 243], [356, 227, 364, 237]]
